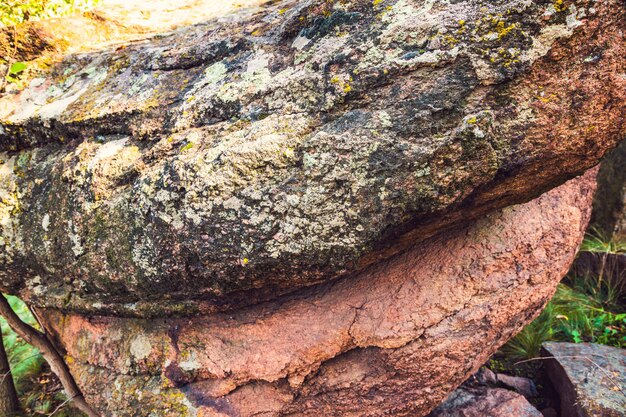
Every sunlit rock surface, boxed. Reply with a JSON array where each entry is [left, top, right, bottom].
[[542, 342, 626, 417]]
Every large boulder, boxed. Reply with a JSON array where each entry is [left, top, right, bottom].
[[0, 0, 623, 415], [0, 0, 623, 316], [38, 171, 596, 416]]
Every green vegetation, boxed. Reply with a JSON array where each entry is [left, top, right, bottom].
[[500, 232, 626, 361], [1, 296, 43, 393], [0, 295, 78, 416], [5, 60, 27, 87]]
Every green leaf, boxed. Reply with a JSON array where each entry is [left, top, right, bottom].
[[5, 74, 23, 89], [9, 61, 26, 75], [180, 142, 194, 152]]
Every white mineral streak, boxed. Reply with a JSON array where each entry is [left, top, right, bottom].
[[130, 334, 153, 361], [88, 137, 130, 170]]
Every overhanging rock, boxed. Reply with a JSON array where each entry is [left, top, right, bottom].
[[0, 0, 623, 316]]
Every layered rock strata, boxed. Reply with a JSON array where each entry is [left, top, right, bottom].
[[37, 171, 596, 416]]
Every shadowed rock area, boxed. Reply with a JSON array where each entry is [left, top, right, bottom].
[[589, 139, 626, 242], [0, 0, 624, 415], [428, 387, 543, 417]]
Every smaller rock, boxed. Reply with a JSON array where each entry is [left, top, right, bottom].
[[497, 373, 538, 398], [427, 386, 543, 417], [542, 342, 626, 417], [474, 367, 497, 385], [473, 367, 537, 397]]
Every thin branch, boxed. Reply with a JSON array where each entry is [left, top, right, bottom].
[[47, 395, 73, 417], [0, 294, 101, 417], [29, 305, 46, 334]]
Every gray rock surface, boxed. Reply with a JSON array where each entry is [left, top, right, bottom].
[[542, 342, 626, 417], [0, 0, 624, 317], [475, 368, 538, 398]]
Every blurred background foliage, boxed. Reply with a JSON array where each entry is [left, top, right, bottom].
[[0, 0, 99, 27], [1, 0, 101, 88]]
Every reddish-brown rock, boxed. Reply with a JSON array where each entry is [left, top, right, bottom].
[[37, 170, 597, 416]]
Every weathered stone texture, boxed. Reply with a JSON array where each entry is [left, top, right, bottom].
[[0, 1, 623, 414], [427, 387, 543, 417], [0, 0, 623, 316], [542, 342, 626, 417], [37, 171, 596, 416]]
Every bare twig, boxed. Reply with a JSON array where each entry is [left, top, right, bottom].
[[0, 294, 100, 417], [0, 353, 41, 385], [47, 395, 73, 417]]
